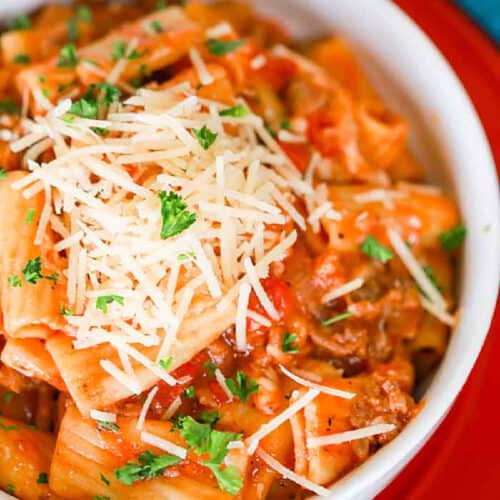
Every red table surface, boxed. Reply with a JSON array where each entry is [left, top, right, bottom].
[[378, 1, 500, 499]]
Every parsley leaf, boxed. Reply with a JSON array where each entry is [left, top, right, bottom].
[[439, 224, 466, 251], [9, 15, 31, 31], [22, 257, 43, 284], [182, 385, 195, 399], [68, 97, 98, 119], [226, 371, 259, 403], [60, 305, 74, 316], [26, 208, 36, 224], [96, 295, 124, 313], [0, 99, 21, 115], [114, 451, 181, 485], [0, 419, 19, 432], [177, 416, 212, 452], [203, 463, 243, 495], [219, 104, 250, 118], [57, 44, 78, 68], [177, 251, 195, 261], [94, 496, 110, 500], [112, 40, 145, 61], [206, 38, 246, 56], [150, 20, 163, 34], [280, 119, 292, 130], [198, 410, 219, 425], [159, 356, 173, 371], [96, 82, 122, 106], [96, 420, 120, 432], [36, 472, 48, 484], [203, 360, 217, 376], [5, 485, 14, 495], [77, 5, 92, 23], [281, 332, 299, 353], [158, 191, 197, 239], [360, 235, 393, 263], [13, 53, 31, 65], [321, 311, 353, 326], [7, 275, 22, 288], [99, 473, 110, 486], [0, 167, 7, 179], [192, 125, 218, 150], [2, 391, 14, 404]]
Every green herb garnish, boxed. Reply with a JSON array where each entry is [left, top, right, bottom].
[[281, 332, 299, 353], [114, 450, 181, 485], [0, 419, 19, 432], [159, 356, 173, 371], [182, 385, 195, 399], [439, 224, 466, 251], [158, 191, 196, 239], [97, 420, 120, 432], [7, 275, 22, 288], [206, 39, 246, 56], [36, 472, 48, 484], [0, 167, 7, 179], [25, 208, 36, 224], [219, 104, 250, 118], [192, 125, 218, 150], [0, 99, 20, 115], [99, 473, 110, 486], [321, 311, 354, 326], [13, 53, 31, 65], [96, 295, 124, 313], [9, 15, 31, 31], [2, 392, 14, 404], [150, 21, 163, 34], [57, 43, 78, 68], [226, 371, 259, 403], [360, 235, 393, 263], [198, 410, 219, 425]]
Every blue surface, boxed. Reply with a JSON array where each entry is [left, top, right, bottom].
[[453, 0, 500, 43]]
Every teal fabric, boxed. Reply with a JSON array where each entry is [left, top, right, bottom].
[[453, 0, 500, 43]]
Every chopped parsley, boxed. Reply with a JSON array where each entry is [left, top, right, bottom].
[[439, 224, 466, 251], [360, 235, 393, 263], [198, 410, 219, 425], [158, 191, 197, 239], [150, 20, 163, 33], [22, 257, 44, 284], [321, 311, 354, 326], [203, 360, 217, 376], [7, 275, 22, 288], [96, 295, 124, 313], [177, 251, 195, 261], [159, 356, 173, 371], [192, 125, 218, 150], [204, 463, 243, 496], [57, 44, 79, 68], [96, 82, 122, 105], [58, 80, 77, 94], [94, 497, 110, 500], [176, 416, 243, 494], [9, 15, 31, 31], [60, 305, 74, 316], [281, 332, 299, 353], [67, 5, 92, 41], [36, 472, 48, 484], [226, 371, 259, 403], [77, 5, 92, 23], [219, 104, 250, 118], [12, 53, 31, 65], [280, 119, 292, 130], [5, 485, 14, 495], [2, 391, 14, 404], [206, 38, 246, 56], [114, 450, 181, 485], [0, 99, 20, 115], [182, 385, 195, 399], [68, 97, 97, 119], [99, 473, 110, 486], [0, 167, 7, 179], [96, 420, 120, 432], [0, 419, 19, 432], [25, 208, 36, 224], [112, 40, 145, 62]]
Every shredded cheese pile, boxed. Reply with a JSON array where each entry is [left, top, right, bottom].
[[11, 83, 303, 391]]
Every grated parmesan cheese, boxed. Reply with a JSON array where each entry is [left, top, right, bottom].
[[136, 386, 159, 431], [279, 365, 355, 399], [257, 449, 331, 497], [90, 410, 117, 423], [321, 277, 364, 305], [247, 389, 320, 454], [140, 430, 188, 459], [235, 283, 251, 352], [307, 423, 396, 448]]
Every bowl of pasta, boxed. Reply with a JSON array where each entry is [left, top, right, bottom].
[[0, 1, 498, 499]]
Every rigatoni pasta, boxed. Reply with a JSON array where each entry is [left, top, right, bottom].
[[0, 1, 466, 498]]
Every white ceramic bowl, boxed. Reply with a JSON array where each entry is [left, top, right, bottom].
[[2, 1, 499, 498]]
